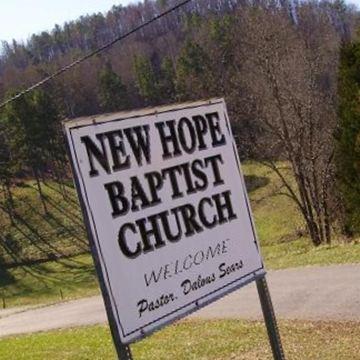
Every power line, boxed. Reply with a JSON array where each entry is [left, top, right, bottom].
[[0, 0, 192, 110]]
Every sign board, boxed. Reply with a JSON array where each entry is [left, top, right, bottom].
[[64, 98, 265, 344]]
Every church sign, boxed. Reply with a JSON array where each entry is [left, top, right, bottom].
[[63, 98, 265, 345]]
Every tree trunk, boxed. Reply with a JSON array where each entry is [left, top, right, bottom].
[[34, 168, 48, 215], [3, 182, 15, 225]]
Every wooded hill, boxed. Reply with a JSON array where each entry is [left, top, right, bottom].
[[0, 0, 359, 269]]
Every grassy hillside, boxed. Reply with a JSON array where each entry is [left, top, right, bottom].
[[0, 181, 97, 307], [0, 180, 87, 266], [0, 162, 359, 308], [245, 162, 360, 269]]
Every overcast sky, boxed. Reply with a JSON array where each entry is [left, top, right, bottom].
[[0, 0, 136, 44], [0, 0, 359, 44]]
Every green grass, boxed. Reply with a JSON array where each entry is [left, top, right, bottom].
[[0, 181, 99, 307], [0, 162, 359, 308], [243, 161, 360, 269], [0, 319, 359, 359], [0, 180, 87, 266], [0, 254, 98, 308]]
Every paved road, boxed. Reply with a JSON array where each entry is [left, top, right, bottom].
[[0, 264, 359, 338]]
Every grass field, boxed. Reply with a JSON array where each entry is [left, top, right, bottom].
[[0, 319, 359, 360], [0, 162, 359, 308], [0, 180, 87, 266], [244, 162, 360, 269], [0, 254, 98, 308]]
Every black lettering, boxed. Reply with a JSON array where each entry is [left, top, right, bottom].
[[136, 214, 164, 253], [162, 165, 183, 199], [159, 210, 182, 243], [213, 191, 237, 224], [104, 181, 129, 217], [219, 263, 226, 278], [199, 197, 217, 228], [118, 223, 141, 259], [137, 299, 148, 317], [144, 171, 163, 206], [192, 115, 208, 150], [155, 120, 182, 159], [191, 159, 208, 191], [144, 268, 163, 287], [206, 112, 226, 147], [123, 125, 151, 166], [81, 135, 110, 176], [103, 130, 130, 172], [130, 176, 152, 212], [177, 204, 203, 236], [194, 250, 205, 265], [181, 279, 191, 295], [178, 117, 196, 154], [180, 162, 196, 195], [205, 154, 224, 186]]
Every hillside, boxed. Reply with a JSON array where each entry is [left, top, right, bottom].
[[0, 162, 358, 308]]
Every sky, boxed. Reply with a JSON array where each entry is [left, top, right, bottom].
[[0, 0, 360, 45], [0, 0, 136, 44], [348, 0, 360, 9]]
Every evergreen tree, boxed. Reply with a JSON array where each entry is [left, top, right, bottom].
[[98, 62, 128, 112], [337, 41, 360, 235], [133, 55, 160, 104], [0, 122, 15, 223], [176, 40, 210, 100], [158, 56, 176, 101], [3, 89, 60, 214]]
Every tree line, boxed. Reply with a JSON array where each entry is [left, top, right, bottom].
[[0, 0, 359, 264]]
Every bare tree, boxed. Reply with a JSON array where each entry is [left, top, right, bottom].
[[234, 3, 340, 245]]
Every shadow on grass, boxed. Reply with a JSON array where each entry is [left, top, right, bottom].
[[11, 217, 89, 270], [0, 258, 97, 306], [42, 181, 78, 206], [1, 256, 96, 295], [44, 196, 85, 230], [12, 193, 88, 253], [244, 175, 270, 193], [0, 267, 15, 286]]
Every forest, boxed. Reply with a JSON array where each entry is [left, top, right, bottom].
[[0, 0, 359, 270]]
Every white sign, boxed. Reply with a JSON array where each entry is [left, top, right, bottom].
[[64, 98, 265, 344]]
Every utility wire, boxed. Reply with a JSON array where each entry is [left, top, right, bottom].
[[0, 0, 192, 110]]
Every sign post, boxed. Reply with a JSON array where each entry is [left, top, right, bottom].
[[257, 277, 285, 360], [63, 98, 284, 359]]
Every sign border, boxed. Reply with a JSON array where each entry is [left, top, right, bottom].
[[64, 98, 265, 344]]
